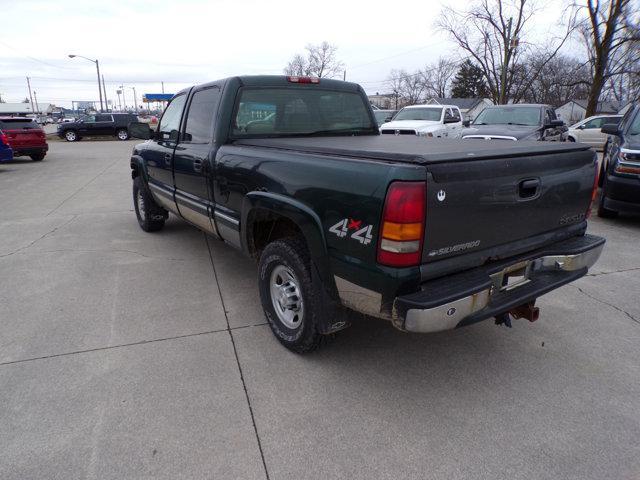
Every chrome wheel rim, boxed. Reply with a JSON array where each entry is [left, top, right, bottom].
[[118, 130, 128, 140], [269, 265, 303, 329], [66, 131, 76, 141], [137, 189, 145, 216]]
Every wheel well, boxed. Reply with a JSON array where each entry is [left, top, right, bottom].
[[247, 209, 305, 260], [131, 162, 140, 179]]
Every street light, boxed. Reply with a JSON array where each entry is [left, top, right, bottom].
[[68, 54, 104, 112], [119, 85, 127, 111]]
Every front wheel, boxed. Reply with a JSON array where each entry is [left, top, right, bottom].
[[133, 176, 168, 231], [597, 177, 618, 218], [64, 130, 78, 142], [116, 129, 129, 141], [258, 238, 326, 353]]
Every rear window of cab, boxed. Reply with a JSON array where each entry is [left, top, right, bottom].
[[231, 88, 375, 137], [0, 119, 40, 130]]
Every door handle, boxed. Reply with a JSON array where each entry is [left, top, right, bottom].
[[193, 158, 203, 172], [164, 153, 172, 165], [519, 178, 540, 199]]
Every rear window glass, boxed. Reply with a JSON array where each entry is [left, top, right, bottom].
[[232, 88, 375, 137], [473, 107, 541, 126], [0, 119, 39, 129]]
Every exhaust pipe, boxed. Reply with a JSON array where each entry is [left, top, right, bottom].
[[509, 301, 539, 322]]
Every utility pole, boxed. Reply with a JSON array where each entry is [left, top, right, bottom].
[[68, 55, 104, 112], [26, 77, 36, 114], [33, 90, 40, 115], [102, 75, 109, 112], [161, 81, 165, 93], [499, 17, 513, 105], [130, 86, 138, 114], [343, 70, 346, 81], [119, 85, 127, 111]]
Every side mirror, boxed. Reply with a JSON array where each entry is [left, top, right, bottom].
[[129, 122, 153, 140], [545, 119, 564, 128], [576, 124, 585, 130], [601, 123, 620, 136], [462, 120, 471, 128]]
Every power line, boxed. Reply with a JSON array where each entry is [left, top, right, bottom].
[[349, 41, 449, 70], [0, 39, 70, 70]]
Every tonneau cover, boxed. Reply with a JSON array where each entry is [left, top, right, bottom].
[[234, 136, 591, 164]]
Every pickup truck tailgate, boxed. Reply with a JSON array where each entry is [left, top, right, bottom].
[[422, 148, 597, 262]]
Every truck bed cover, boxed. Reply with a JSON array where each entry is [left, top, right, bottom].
[[234, 136, 591, 164]]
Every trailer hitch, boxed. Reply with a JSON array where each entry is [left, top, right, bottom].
[[495, 300, 539, 327]]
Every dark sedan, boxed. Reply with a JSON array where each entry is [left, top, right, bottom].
[[461, 104, 567, 142]]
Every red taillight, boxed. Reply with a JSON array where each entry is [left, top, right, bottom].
[[287, 76, 320, 84], [377, 182, 426, 267], [586, 163, 599, 219], [0, 133, 7, 145]]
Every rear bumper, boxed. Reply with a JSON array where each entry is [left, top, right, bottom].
[[393, 234, 605, 333], [13, 146, 48, 157], [603, 173, 640, 213]]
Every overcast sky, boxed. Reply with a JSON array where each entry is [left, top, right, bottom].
[[1, 0, 572, 108]]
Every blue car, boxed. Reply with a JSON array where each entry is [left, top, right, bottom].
[[0, 131, 13, 162]]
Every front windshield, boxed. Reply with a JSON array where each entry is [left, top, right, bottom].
[[473, 107, 541, 126], [393, 107, 442, 121], [628, 112, 640, 136], [232, 88, 375, 137]]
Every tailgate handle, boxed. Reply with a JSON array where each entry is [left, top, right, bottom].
[[519, 178, 540, 199]]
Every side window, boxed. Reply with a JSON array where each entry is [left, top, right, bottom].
[[84, 115, 96, 123], [95, 114, 112, 122], [584, 118, 604, 129], [182, 87, 221, 143], [452, 108, 461, 121], [158, 94, 187, 141]]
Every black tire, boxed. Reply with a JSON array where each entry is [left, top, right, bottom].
[[116, 129, 129, 141], [567, 136, 576, 142], [30, 152, 45, 161], [64, 130, 78, 142], [258, 237, 327, 353], [597, 177, 618, 218], [133, 176, 168, 231]]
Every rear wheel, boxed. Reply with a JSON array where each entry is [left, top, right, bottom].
[[64, 130, 78, 142], [30, 152, 45, 161], [258, 237, 326, 353], [133, 176, 168, 231], [116, 129, 129, 141]]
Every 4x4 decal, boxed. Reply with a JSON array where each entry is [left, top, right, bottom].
[[329, 218, 373, 245]]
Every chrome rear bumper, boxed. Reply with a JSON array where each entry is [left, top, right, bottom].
[[395, 235, 605, 333]]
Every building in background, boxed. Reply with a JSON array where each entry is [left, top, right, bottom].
[[555, 99, 621, 124]]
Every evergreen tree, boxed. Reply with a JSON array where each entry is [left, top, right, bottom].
[[450, 60, 489, 98]]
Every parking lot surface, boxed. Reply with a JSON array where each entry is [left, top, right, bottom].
[[1, 141, 639, 479]]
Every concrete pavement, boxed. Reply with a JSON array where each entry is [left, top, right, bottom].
[[1, 141, 638, 479]]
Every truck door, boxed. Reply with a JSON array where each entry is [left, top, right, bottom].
[[94, 114, 114, 135], [448, 107, 462, 138], [172, 85, 221, 235], [143, 92, 188, 212]]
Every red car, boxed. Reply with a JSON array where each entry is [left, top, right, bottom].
[[0, 117, 48, 161]]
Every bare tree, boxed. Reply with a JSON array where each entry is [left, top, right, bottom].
[[519, 53, 591, 105], [385, 69, 426, 107], [284, 54, 310, 76], [437, 0, 575, 104], [573, 0, 640, 115], [283, 42, 345, 78], [421, 57, 457, 98]]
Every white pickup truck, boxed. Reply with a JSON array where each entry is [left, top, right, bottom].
[[379, 104, 463, 138]]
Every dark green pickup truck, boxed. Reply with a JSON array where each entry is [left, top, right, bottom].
[[129, 75, 605, 353]]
